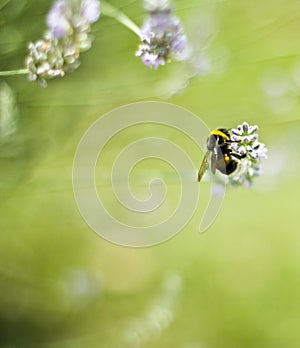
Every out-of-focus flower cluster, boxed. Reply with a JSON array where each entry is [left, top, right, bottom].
[[25, 0, 100, 86], [136, 0, 187, 69], [228, 122, 268, 188]]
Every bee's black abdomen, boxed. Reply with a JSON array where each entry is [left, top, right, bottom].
[[224, 159, 238, 175]]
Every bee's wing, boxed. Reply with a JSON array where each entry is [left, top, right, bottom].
[[198, 151, 210, 182], [213, 146, 226, 174], [210, 151, 217, 174]]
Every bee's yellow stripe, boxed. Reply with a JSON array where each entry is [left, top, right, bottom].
[[210, 129, 228, 139]]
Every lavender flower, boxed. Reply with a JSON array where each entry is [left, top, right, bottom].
[[136, 0, 187, 69], [139, 51, 165, 69], [228, 122, 268, 188], [46, 0, 72, 39], [26, 0, 101, 86], [81, 0, 101, 23], [143, 0, 172, 13]]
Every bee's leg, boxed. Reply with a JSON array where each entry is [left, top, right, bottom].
[[231, 152, 246, 160]]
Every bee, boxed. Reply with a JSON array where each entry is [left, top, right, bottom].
[[198, 128, 245, 182]]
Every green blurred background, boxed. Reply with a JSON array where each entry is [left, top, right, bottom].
[[1, 0, 300, 347]]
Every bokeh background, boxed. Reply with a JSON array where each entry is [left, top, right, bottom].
[[1, 0, 300, 347]]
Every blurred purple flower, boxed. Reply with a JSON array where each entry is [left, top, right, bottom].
[[46, 0, 101, 38], [140, 52, 165, 69], [143, 0, 172, 13], [81, 0, 101, 23], [136, 2, 187, 69], [27, 0, 101, 85], [171, 33, 187, 53], [46, 0, 72, 39]]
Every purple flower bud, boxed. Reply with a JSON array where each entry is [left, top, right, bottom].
[[242, 122, 249, 133], [137, 1, 187, 69], [141, 52, 165, 69], [81, 0, 101, 24], [27, 0, 101, 85], [46, 1, 71, 39], [171, 33, 187, 53]]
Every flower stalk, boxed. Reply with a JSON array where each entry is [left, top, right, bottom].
[[0, 69, 29, 76], [101, 1, 141, 37]]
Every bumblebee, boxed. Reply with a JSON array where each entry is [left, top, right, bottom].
[[198, 128, 245, 182]]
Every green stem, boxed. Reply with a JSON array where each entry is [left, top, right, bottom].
[[101, 1, 142, 38], [0, 68, 29, 77]]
